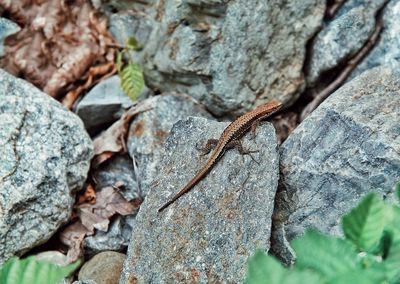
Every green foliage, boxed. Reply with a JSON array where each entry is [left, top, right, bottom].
[[342, 193, 386, 251], [246, 188, 400, 284], [246, 251, 320, 284], [0, 256, 80, 284], [116, 37, 145, 102], [119, 61, 144, 102]]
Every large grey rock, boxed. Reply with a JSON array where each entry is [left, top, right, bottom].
[[78, 251, 125, 284], [275, 65, 400, 261], [0, 17, 20, 57], [127, 93, 212, 197], [351, 0, 400, 78], [307, 0, 387, 85], [140, 0, 325, 116], [120, 117, 279, 283], [0, 69, 93, 264]]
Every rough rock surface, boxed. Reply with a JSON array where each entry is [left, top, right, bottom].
[[75, 75, 133, 132], [108, 11, 154, 62], [127, 93, 212, 197], [0, 69, 93, 264], [78, 251, 125, 284], [120, 117, 279, 283], [0, 18, 20, 57], [307, 0, 387, 84], [84, 214, 135, 254], [275, 65, 400, 261], [351, 0, 400, 78], [138, 0, 325, 116]]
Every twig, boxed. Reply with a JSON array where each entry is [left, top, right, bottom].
[[300, 17, 383, 121]]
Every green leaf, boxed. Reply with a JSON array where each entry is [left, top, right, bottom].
[[342, 193, 387, 251], [0, 256, 80, 284], [116, 51, 123, 73], [246, 250, 320, 284], [119, 63, 144, 102], [292, 230, 359, 280], [376, 206, 400, 282], [396, 182, 400, 202], [327, 269, 386, 284], [126, 37, 143, 51]]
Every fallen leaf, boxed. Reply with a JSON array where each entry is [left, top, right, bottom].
[[0, 0, 117, 100], [77, 183, 96, 205], [59, 221, 91, 263], [59, 186, 142, 262], [92, 100, 153, 168]]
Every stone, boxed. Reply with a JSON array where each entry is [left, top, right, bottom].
[[350, 0, 400, 79], [127, 93, 212, 197], [108, 12, 154, 62], [275, 65, 400, 262], [34, 250, 69, 267], [91, 154, 139, 201], [78, 251, 125, 284], [84, 214, 135, 254], [73, 281, 97, 284], [306, 0, 387, 85], [75, 76, 133, 132], [120, 117, 279, 283], [0, 18, 20, 57], [0, 69, 93, 264], [85, 94, 210, 252], [139, 0, 325, 116]]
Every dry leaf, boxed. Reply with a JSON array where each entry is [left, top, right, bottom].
[[59, 221, 91, 263], [77, 183, 96, 205], [59, 186, 141, 262], [0, 0, 117, 100], [92, 101, 153, 168]]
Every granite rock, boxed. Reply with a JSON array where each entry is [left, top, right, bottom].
[[127, 93, 212, 197], [275, 65, 400, 262], [351, 0, 400, 78], [78, 251, 125, 284], [120, 117, 279, 283], [84, 214, 136, 254], [0, 17, 20, 57], [307, 0, 387, 85], [0, 70, 93, 264], [75, 76, 133, 132], [139, 0, 325, 116], [108, 11, 154, 62]]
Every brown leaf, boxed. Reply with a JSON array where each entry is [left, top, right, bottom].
[[59, 221, 91, 263], [92, 101, 153, 168], [59, 186, 140, 262], [78, 206, 110, 232], [77, 183, 96, 205], [0, 0, 117, 100]]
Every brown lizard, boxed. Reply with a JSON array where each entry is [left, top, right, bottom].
[[158, 100, 282, 212]]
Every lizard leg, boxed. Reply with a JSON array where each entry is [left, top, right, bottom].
[[196, 139, 219, 156], [227, 140, 260, 164], [250, 120, 259, 140]]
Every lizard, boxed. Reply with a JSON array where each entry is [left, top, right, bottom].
[[158, 100, 282, 212]]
